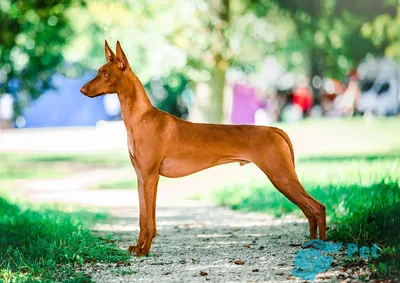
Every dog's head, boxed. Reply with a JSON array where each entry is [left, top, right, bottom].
[[80, 40, 130, 98]]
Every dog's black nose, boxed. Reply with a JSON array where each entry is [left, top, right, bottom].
[[80, 86, 87, 94]]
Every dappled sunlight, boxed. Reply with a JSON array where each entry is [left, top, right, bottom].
[[91, 204, 310, 282]]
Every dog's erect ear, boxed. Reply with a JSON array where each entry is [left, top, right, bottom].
[[105, 40, 115, 63], [116, 41, 130, 70]]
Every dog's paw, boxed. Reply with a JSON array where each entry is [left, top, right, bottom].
[[127, 245, 149, 257], [127, 245, 136, 255]]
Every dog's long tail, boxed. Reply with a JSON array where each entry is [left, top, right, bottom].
[[272, 127, 295, 167]]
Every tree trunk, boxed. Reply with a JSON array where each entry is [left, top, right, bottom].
[[309, 49, 324, 101], [209, 61, 227, 123], [207, 0, 230, 123]]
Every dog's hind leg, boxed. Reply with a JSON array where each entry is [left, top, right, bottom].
[[252, 132, 326, 240]]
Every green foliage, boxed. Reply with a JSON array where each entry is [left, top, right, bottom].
[[1, 0, 400, 120], [0, 198, 127, 282], [0, 0, 82, 116], [144, 71, 190, 118], [248, 0, 398, 81]]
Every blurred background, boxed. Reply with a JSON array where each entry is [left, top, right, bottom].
[[1, 0, 400, 129], [0, 1, 400, 281]]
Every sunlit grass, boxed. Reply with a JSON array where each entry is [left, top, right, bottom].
[[0, 152, 133, 281], [93, 179, 138, 190], [213, 155, 400, 215], [0, 152, 130, 181], [0, 197, 127, 282]]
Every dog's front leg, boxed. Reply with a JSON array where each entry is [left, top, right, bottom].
[[128, 169, 159, 256]]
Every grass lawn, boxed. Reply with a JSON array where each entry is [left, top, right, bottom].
[[278, 116, 400, 156], [0, 152, 130, 181], [213, 117, 400, 280], [214, 155, 399, 216], [0, 197, 128, 282], [0, 152, 135, 282], [93, 178, 138, 190]]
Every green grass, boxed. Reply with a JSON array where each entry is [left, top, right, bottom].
[[278, 116, 400, 156], [0, 152, 133, 281], [0, 152, 129, 165], [0, 197, 128, 282], [214, 154, 400, 216], [0, 152, 130, 181], [0, 161, 64, 180], [328, 180, 400, 279], [93, 179, 137, 190]]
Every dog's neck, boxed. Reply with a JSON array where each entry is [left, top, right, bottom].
[[116, 69, 153, 124]]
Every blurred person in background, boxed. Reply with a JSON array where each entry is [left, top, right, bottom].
[[320, 78, 346, 117], [340, 68, 361, 116], [292, 76, 314, 118]]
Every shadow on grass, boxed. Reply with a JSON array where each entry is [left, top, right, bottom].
[[298, 151, 400, 163], [0, 152, 131, 168], [0, 152, 132, 180], [93, 179, 138, 190], [24, 154, 130, 167]]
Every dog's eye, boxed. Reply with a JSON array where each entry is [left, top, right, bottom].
[[104, 72, 109, 77]]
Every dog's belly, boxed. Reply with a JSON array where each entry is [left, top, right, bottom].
[[159, 156, 250, 178]]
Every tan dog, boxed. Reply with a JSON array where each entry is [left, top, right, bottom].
[[80, 41, 326, 256]]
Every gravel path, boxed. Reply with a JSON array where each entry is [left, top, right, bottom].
[[20, 169, 351, 282], [90, 203, 314, 282]]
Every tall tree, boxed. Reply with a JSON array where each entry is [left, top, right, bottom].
[[163, 0, 233, 123], [208, 0, 231, 123]]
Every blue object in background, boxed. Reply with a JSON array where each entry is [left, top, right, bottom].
[[22, 73, 113, 128]]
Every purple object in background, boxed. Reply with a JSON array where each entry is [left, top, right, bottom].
[[231, 83, 261, 124]]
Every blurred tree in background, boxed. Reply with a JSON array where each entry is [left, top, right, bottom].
[[0, 0, 81, 116], [360, 0, 400, 60], [144, 71, 190, 118], [64, 0, 234, 122], [249, 0, 398, 95], [0, 0, 399, 122]]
